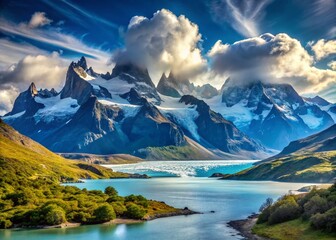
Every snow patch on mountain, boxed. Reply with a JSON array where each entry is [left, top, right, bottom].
[[34, 95, 79, 123], [98, 99, 141, 118], [299, 110, 323, 129]]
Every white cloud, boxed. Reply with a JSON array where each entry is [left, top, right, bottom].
[[328, 61, 336, 70], [0, 86, 19, 116], [0, 52, 67, 91], [0, 39, 48, 70], [311, 39, 336, 60], [0, 52, 68, 115], [208, 0, 272, 37], [28, 12, 52, 28], [0, 17, 112, 73], [112, 9, 207, 82], [208, 33, 336, 93]]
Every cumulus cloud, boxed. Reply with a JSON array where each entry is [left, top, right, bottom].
[[0, 52, 67, 115], [112, 9, 207, 82], [208, 33, 336, 93], [0, 86, 19, 116], [208, 0, 272, 38], [311, 39, 336, 60], [28, 12, 52, 28], [328, 61, 336, 70]]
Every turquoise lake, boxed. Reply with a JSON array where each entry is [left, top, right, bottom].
[[0, 161, 311, 240]]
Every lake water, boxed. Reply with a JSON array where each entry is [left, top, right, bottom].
[[0, 161, 310, 240]]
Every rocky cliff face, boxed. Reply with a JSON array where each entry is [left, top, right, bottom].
[[179, 95, 265, 155], [6, 83, 44, 116], [157, 72, 218, 99], [109, 62, 161, 104], [60, 57, 111, 105]]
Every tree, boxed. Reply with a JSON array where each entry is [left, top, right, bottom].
[[126, 203, 147, 219], [303, 195, 329, 219], [268, 196, 301, 224], [93, 204, 116, 223], [44, 204, 66, 225], [105, 186, 118, 196]]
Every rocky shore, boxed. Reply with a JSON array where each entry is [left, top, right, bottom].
[[227, 214, 270, 240]]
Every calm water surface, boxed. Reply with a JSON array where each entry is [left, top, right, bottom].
[[0, 161, 310, 240]]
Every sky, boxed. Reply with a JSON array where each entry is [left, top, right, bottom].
[[0, 0, 335, 115]]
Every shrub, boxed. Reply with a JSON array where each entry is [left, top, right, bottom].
[[105, 186, 118, 196], [93, 204, 116, 223], [268, 196, 301, 224], [303, 195, 329, 219], [125, 194, 149, 208], [311, 207, 336, 232], [111, 202, 127, 216], [0, 219, 12, 228], [43, 204, 67, 225], [257, 198, 273, 224], [72, 211, 92, 223], [125, 203, 147, 219]]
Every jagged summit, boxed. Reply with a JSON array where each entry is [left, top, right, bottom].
[[77, 56, 88, 70], [157, 72, 218, 99], [60, 58, 112, 105], [110, 62, 155, 88]]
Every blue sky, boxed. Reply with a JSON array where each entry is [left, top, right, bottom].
[[0, 0, 335, 114], [1, 0, 334, 58]]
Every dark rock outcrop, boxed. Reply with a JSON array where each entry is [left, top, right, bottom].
[[60, 58, 111, 105], [110, 62, 161, 103], [6, 83, 44, 116], [120, 88, 147, 105], [157, 73, 181, 98]]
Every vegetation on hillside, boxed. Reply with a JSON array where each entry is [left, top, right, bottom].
[[253, 184, 336, 239], [222, 151, 336, 182], [0, 120, 183, 228]]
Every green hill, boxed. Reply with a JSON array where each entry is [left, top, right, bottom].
[[222, 151, 336, 183], [0, 120, 187, 229], [0, 119, 128, 185]]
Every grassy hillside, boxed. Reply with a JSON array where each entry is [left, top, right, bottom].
[[0, 120, 186, 229], [0, 120, 129, 184], [252, 184, 336, 239], [253, 219, 336, 240], [222, 151, 336, 183]]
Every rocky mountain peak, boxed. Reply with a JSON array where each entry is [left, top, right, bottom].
[[77, 56, 88, 70], [28, 82, 38, 97], [120, 88, 147, 105], [110, 62, 155, 88]]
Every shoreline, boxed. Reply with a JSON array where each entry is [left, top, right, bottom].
[[8, 208, 199, 231], [227, 214, 270, 240]]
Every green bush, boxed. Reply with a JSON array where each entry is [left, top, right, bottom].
[[125, 194, 149, 208], [93, 204, 116, 223], [303, 195, 329, 219], [125, 203, 147, 219], [43, 204, 67, 225], [0, 219, 12, 229], [111, 202, 127, 216], [311, 207, 336, 232], [105, 186, 118, 196], [268, 196, 301, 224]]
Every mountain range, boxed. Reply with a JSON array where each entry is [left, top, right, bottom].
[[2, 57, 335, 159], [222, 124, 336, 182]]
